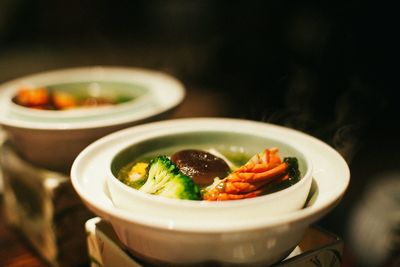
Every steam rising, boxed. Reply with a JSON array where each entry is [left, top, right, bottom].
[[252, 72, 383, 165]]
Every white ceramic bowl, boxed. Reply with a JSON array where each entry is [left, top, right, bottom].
[[71, 118, 350, 266], [0, 66, 185, 172]]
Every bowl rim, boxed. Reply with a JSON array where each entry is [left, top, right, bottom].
[[0, 66, 185, 130], [71, 118, 351, 233], [105, 128, 314, 209]]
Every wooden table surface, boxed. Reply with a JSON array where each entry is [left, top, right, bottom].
[[0, 200, 47, 267]]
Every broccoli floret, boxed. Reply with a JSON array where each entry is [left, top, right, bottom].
[[283, 157, 301, 184], [139, 156, 201, 200]]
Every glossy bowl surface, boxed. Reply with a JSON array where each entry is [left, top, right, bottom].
[[71, 118, 350, 266], [0, 67, 185, 171]]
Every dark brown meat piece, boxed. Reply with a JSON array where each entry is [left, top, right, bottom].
[[171, 149, 230, 186]]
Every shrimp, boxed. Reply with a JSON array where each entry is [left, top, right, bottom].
[[202, 148, 296, 201]]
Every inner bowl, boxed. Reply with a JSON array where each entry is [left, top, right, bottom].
[[107, 129, 313, 221]]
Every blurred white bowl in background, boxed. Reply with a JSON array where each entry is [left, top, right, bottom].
[[0, 66, 185, 172]]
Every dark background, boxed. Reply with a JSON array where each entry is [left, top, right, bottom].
[[0, 1, 398, 267]]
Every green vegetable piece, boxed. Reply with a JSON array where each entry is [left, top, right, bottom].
[[115, 95, 133, 104], [139, 156, 201, 200], [283, 157, 301, 184]]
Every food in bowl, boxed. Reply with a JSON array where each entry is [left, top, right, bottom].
[[13, 85, 133, 110], [117, 147, 301, 201]]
